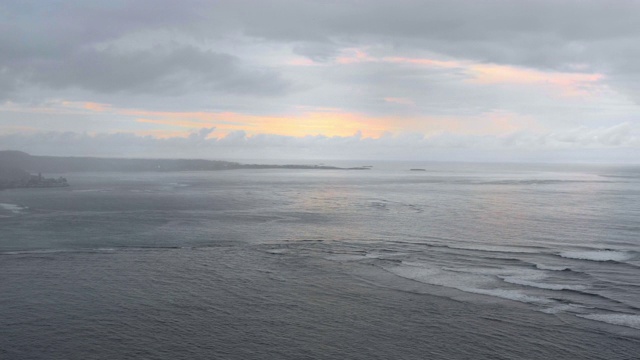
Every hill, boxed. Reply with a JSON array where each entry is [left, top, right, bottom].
[[0, 151, 369, 174]]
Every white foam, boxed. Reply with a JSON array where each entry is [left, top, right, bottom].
[[388, 264, 441, 282], [559, 251, 633, 262], [535, 264, 570, 271], [440, 266, 585, 292], [0, 203, 26, 214], [541, 304, 587, 314], [501, 276, 586, 291], [387, 264, 552, 305], [461, 288, 553, 304], [577, 314, 640, 330]]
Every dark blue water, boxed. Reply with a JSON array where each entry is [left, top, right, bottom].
[[2, 163, 640, 359]]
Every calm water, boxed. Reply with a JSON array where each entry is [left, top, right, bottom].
[[1, 163, 640, 359]]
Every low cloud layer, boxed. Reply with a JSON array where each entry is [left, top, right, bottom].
[[2, 123, 637, 163]]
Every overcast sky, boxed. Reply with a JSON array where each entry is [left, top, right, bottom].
[[1, 0, 639, 162]]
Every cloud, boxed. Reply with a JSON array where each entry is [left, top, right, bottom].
[[1, 123, 637, 163], [0, 1, 291, 101], [1, 44, 290, 99], [208, 0, 640, 101], [0, 0, 207, 59], [384, 98, 414, 106], [292, 42, 342, 63], [2, 0, 640, 163]]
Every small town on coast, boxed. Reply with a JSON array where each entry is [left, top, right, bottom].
[[0, 171, 69, 190]]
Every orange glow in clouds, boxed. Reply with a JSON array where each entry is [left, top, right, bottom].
[[134, 111, 394, 138], [469, 64, 604, 97], [383, 56, 461, 69], [1, 100, 541, 140]]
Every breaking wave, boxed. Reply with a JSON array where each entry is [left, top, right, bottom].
[[535, 263, 571, 271], [559, 251, 634, 262], [500, 276, 586, 291]]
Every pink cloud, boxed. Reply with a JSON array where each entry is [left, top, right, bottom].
[[468, 64, 604, 97], [335, 48, 375, 64]]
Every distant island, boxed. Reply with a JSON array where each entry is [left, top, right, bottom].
[[0, 150, 369, 189]]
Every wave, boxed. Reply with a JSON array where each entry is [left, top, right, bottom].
[[324, 254, 372, 261], [459, 287, 553, 304], [450, 244, 546, 254], [404, 241, 548, 255], [1, 249, 74, 255], [535, 263, 571, 271], [0, 203, 27, 214], [385, 264, 552, 305], [577, 313, 640, 330], [501, 276, 586, 291], [442, 266, 588, 292], [0, 246, 185, 256], [559, 250, 634, 262], [265, 249, 290, 255], [541, 303, 589, 314], [381, 238, 550, 256], [480, 179, 611, 186], [367, 199, 423, 213], [384, 262, 640, 326]]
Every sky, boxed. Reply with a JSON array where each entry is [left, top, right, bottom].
[[1, 0, 639, 162]]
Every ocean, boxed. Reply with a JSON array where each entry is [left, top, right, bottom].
[[1, 162, 640, 359]]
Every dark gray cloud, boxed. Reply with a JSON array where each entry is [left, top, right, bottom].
[[0, 0, 201, 63], [0, 1, 290, 100], [211, 0, 640, 56], [1, 45, 290, 100], [26, 45, 288, 96], [4, 0, 640, 99]]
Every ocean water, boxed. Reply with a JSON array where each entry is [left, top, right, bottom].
[[1, 163, 640, 359]]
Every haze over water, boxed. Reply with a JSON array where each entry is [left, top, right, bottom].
[[2, 162, 640, 359]]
